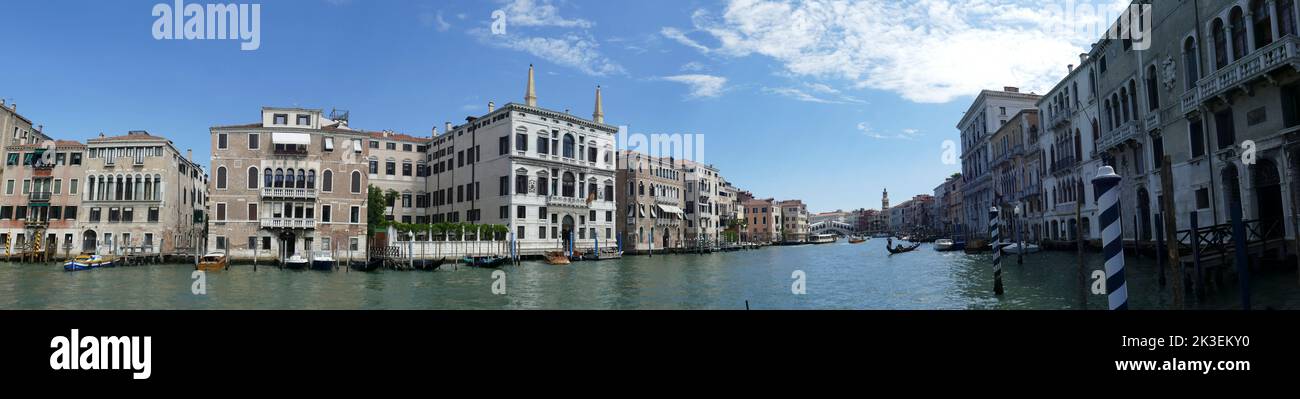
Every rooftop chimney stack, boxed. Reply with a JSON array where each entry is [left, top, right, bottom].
[[489, 101, 495, 112], [187, 149, 193, 160], [445, 122, 452, 132], [432, 126, 438, 136], [1068, 64, 1074, 73], [593, 85, 604, 124]]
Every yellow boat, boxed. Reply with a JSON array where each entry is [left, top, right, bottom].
[[197, 253, 228, 271]]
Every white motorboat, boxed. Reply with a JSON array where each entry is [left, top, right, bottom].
[[934, 239, 954, 251], [1000, 243, 1041, 254]]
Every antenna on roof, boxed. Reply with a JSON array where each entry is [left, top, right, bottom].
[[329, 108, 350, 122]]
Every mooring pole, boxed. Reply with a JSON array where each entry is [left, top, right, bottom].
[[1191, 212, 1203, 300], [1159, 155, 1185, 308], [1075, 194, 1086, 309], [1155, 214, 1165, 287], [1228, 189, 1251, 311], [989, 206, 1003, 296], [1094, 166, 1128, 310], [1016, 211, 1023, 265]]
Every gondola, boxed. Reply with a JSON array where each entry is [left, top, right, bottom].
[[414, 258, 447, 271], [886, 241, 921, 255], [351, 258, 384, 272], [463, 255, 509, 268]]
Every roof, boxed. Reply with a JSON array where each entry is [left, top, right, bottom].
[[367, 131, 432, 144], [88, 131, 169, 143]]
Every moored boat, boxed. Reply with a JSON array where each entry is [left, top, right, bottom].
[[414, 258, 447, 271], [1000, 243, 1041, 254], [310, 253, 336, 270], [196, 253, 228, 271], [283, 254, 310, 269], [809, 234, 837, 244], [351, 258, 383, 272], [848, 236, 867, 244], [64, 254, 115, 272], [545, 251, 571, 265], [464, 255, 509, 268]]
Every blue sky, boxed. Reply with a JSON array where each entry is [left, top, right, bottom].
[[0, 0, 1124, 212]]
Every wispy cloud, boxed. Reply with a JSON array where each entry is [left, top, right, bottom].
[[857, 122, 922, 140], [419, 9, 452, 32], [680, 61, 708, 72], [666, 0, 1125, 104], [501, 0, 594, 29], [661, 27, 710, 53], [662, 74, 728, 98], [483, 32, 625, 76], [764, 83, 864, 104]]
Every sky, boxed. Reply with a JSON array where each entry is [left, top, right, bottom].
[[0, 0, 1130, 212]]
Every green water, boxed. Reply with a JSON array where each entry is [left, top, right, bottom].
[[1, 239, 1296, 309]]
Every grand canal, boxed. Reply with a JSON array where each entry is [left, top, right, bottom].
[[1, 239, 1296, 309]]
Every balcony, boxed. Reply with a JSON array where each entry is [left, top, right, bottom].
[[1187, 36, 1300, 113], [1143, 111, 1161, 133], [546, 195, 591, 208], [1097, 120, 1138, 153], [1046, 107, 1070, 129], [28, 191, 52, 203], [261, 187, 317, 200], [1050, 156, 1077, 175], [260, 218, 316, 230]]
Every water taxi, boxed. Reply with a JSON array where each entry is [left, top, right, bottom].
[[934, 239, 955, 251], [848, 236, 867, 244], [196, 253, 228, 271], [310, 253, 336, 270], [1000, 243, 1041, 254], [582, 248, 624, 261], [64, 254, 115, 272]]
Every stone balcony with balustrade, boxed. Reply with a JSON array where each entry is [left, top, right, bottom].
[[260, 218, 316, 230], [261, 187, 317, 200], [1183, 36, 1300, 114], [1097, 120, 1138, 153]]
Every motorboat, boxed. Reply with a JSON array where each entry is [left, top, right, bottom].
[[283, 254, 310, 269], [1000, 243, 1041, 254], [310, 253, 336, 270], [64, 254, 115, 272], [196, 253, 228, 271], [848, 236, 867, 244], [545, 251, 571, 265], [934, 239, 955, 251]]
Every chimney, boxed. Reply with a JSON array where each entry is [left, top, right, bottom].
[[1003, 86, 1019, 93], [593, 85, 604, 124], [1067, 64, 1074, 73], [1080, 53, 1089, 64], [37, 124, 42, 131], [431, 126, 439, 136], [187, 149, 193, 160], [488, 101, 495, 112], [445, 122, 452, 132]]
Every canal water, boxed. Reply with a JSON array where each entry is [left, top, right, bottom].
[[1, 239, 1296, 309]]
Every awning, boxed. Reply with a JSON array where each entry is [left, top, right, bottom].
[[324, 137, 335, 150], [272, 132, 311, 145], [352, 139, 362, 152], [658, 204, 684, 215]]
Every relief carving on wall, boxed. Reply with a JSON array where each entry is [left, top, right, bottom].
[[1161, 57, 1177, 91]]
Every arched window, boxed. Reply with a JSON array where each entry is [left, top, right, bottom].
[[216, 166, 227, 189], [296, 169, 306, 189], [1253, 0, 1273, 49], [322, 170, 333, 192], [1184, 37, 1199, 90], [351, 171, 362, 193], [307, 170, 316, 189], [1128, 80, 1139, 118], [1213, 18, 1228, 69], [1119, 88, 1130, 121], [248, 167, 259, 189], [264, 168, 272, 188], [1231, 8, 1247, 60], [562, 172, 575, 197], [275, 168, 284, 188], [563, 134, 575, 158], [154, 175, 161, 200], [285, 168, 296, 188]]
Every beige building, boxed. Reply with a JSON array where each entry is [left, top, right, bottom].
[[616, 150, 685, 251], [742, 198, 781, 243], [365, 130, 433, 228], [207, 107, 370, 262], [777, 199, 808, 243]]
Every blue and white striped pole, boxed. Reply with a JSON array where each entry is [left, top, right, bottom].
[[1093, 166, 1128, 310], [989, 206, 1004, 295]]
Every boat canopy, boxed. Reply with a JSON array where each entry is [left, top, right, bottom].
[[271, 132, 311, 145]]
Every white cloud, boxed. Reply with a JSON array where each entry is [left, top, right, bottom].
[[661, 27, 711, 53], [857, 122, 921, 140], [420, 10, 452, 32], [502, 0, 594, 29], [671, 0, 1127, 104], [764, 83, 864, 104], [680, 61, 708, 72], [662, 74, 728, 98], [485, 32, 625, 76]]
